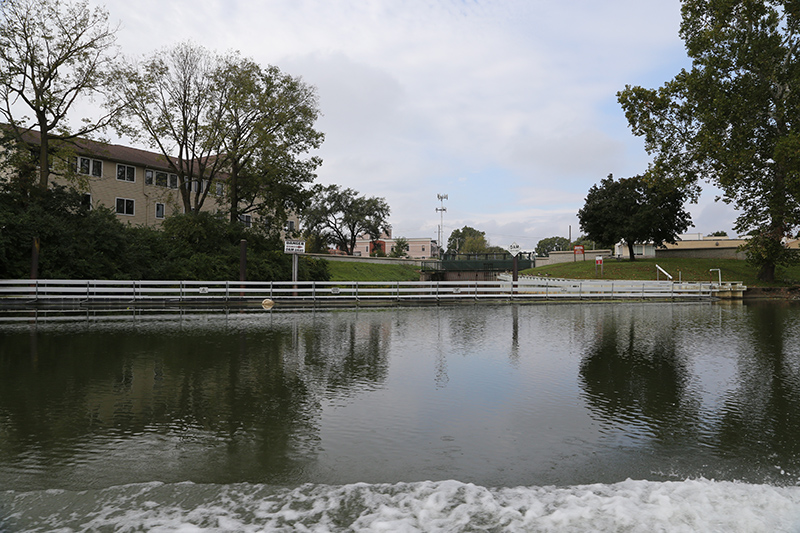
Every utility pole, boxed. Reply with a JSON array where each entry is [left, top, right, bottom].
[[436, 193, 448, 257]]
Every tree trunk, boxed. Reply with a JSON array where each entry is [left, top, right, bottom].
[[757, 262, 776, 282], [229, 160, 240, 223], [38, 130, 50, 189], [627, 241, 636, 261]]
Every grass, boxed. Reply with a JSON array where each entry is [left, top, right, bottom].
[[327, 260, 421, 282], [520, 257, 800, 287], [324, 256, 800, 287]]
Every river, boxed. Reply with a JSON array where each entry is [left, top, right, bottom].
[[1, 302, 800, 531]]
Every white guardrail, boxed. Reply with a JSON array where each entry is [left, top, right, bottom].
[[0, 277, 729, 307]]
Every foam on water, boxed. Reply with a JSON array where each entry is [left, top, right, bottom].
[[3, 478, 800, 532]]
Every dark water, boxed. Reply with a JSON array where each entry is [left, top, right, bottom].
[[2, 302, 800, 531]]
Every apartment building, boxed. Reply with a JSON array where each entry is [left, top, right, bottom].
[[64, 137, 227, 226]]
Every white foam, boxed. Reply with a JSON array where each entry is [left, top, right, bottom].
[[3, 478, 800, 532]]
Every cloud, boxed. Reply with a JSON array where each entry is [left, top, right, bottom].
[[96, 0, 740, 247]]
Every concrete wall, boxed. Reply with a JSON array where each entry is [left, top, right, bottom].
[[655, 248, 747, 260], [534, 250, 613, 267]]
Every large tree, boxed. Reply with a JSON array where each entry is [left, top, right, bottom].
[[618, 0, 800, 281], [0, 0, 119, 189], [578, 174, 692, 260], [446, 226, 488, 254], [535, 236, 571, 257], [215, 56, 324, 226], [110, 42, 227, 214], [302, 184, 390, 255]]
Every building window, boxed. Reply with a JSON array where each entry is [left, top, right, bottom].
[[82, 194, 92, 210], [239, 214, 252, 228], [155, 171, 168, 187], [115, 198, 134, 216], [145, 169, 154, 185], [155, 202, 165, 219], [215, 182, 225, 196], [78, 157, 102, 177], [169, 174, 178, 189], [116, 164, 135, 182], [286, 220, 295, 232]]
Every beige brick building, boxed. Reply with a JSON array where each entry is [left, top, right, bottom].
[[62, 137, 227, 226]]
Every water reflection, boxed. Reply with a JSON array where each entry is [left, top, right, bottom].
[[3, 303, 800, 491], [579, 306, 702, 446], [0, 314, 396, 489], [578, 302, 800, 483], [714, 303, 800, 467]]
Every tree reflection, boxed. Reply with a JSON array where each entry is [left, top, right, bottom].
[[578, 307, 701, 445], [713, 302, 800, 465], [0, 321, 319, 484]]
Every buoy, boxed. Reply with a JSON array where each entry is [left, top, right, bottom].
[[261, 299, 275, 310]]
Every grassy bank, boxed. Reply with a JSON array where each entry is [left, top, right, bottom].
[[520, 257, 800, 287], [324, 256, 800, 287], [327, 261, 421, 282]]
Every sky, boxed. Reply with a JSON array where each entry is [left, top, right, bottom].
[[92, 0, 740, 251]]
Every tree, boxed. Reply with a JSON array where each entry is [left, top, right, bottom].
[[447, 226, 487, 254], [110, 42, 227, 214], [302, 184, 390, 255], [617, 0, 800, 280], [214, 56, 323, 227], [708, 231, 729, 237], [0, 0, 119, 189], [577, 174, 692, 260], [390, 237, 409, 258], [535, 236, 571, 257]]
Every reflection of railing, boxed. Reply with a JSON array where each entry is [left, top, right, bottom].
[[0, 277, 728, 309]]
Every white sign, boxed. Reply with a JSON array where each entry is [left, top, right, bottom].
[[508, 242, 521, 257], [284, 240, 306, 254]]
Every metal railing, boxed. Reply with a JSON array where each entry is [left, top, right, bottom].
[[0, 277, 725, 308]]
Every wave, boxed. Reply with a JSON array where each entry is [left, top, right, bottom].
[[3, 478, 800, 532]]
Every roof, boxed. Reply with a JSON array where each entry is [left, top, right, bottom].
[[7, 126, 183, 172]]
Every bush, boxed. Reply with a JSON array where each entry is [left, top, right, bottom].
[[0, 184, 330, 281]]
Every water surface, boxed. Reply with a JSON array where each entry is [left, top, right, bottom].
[[2, 302, 800, 531]]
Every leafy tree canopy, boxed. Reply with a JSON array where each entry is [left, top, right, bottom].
[[447, 226, 488, 254], [617, 0, 800, 280], [0, 0, 119, 189], [302, 184, 390, 255], [535, 236, 571, 257], [390, 237, 409, 258], [577, 174, 692, 261]]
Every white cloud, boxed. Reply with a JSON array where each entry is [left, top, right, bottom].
[[96, 0, 740, 247]]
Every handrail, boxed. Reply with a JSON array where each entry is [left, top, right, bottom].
[[0, 277, 732, 308]]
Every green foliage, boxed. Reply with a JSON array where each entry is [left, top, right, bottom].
[[617, 0, 800, 280], [535, 236, 571, 257], [522, 257, 800, 288], [708, 231, 728, 237], [0, 183, 129, 279], [0, 0, 118, 188], [215, 58, 323, 227], [447, 226, 488, 254], [0, 185, 330, 281], [578, 174, 692, 260], [302, 184, 391, 255], [390, 237, 409, 258]]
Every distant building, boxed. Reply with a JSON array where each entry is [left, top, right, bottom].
[[353, 230, 438, 259]]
